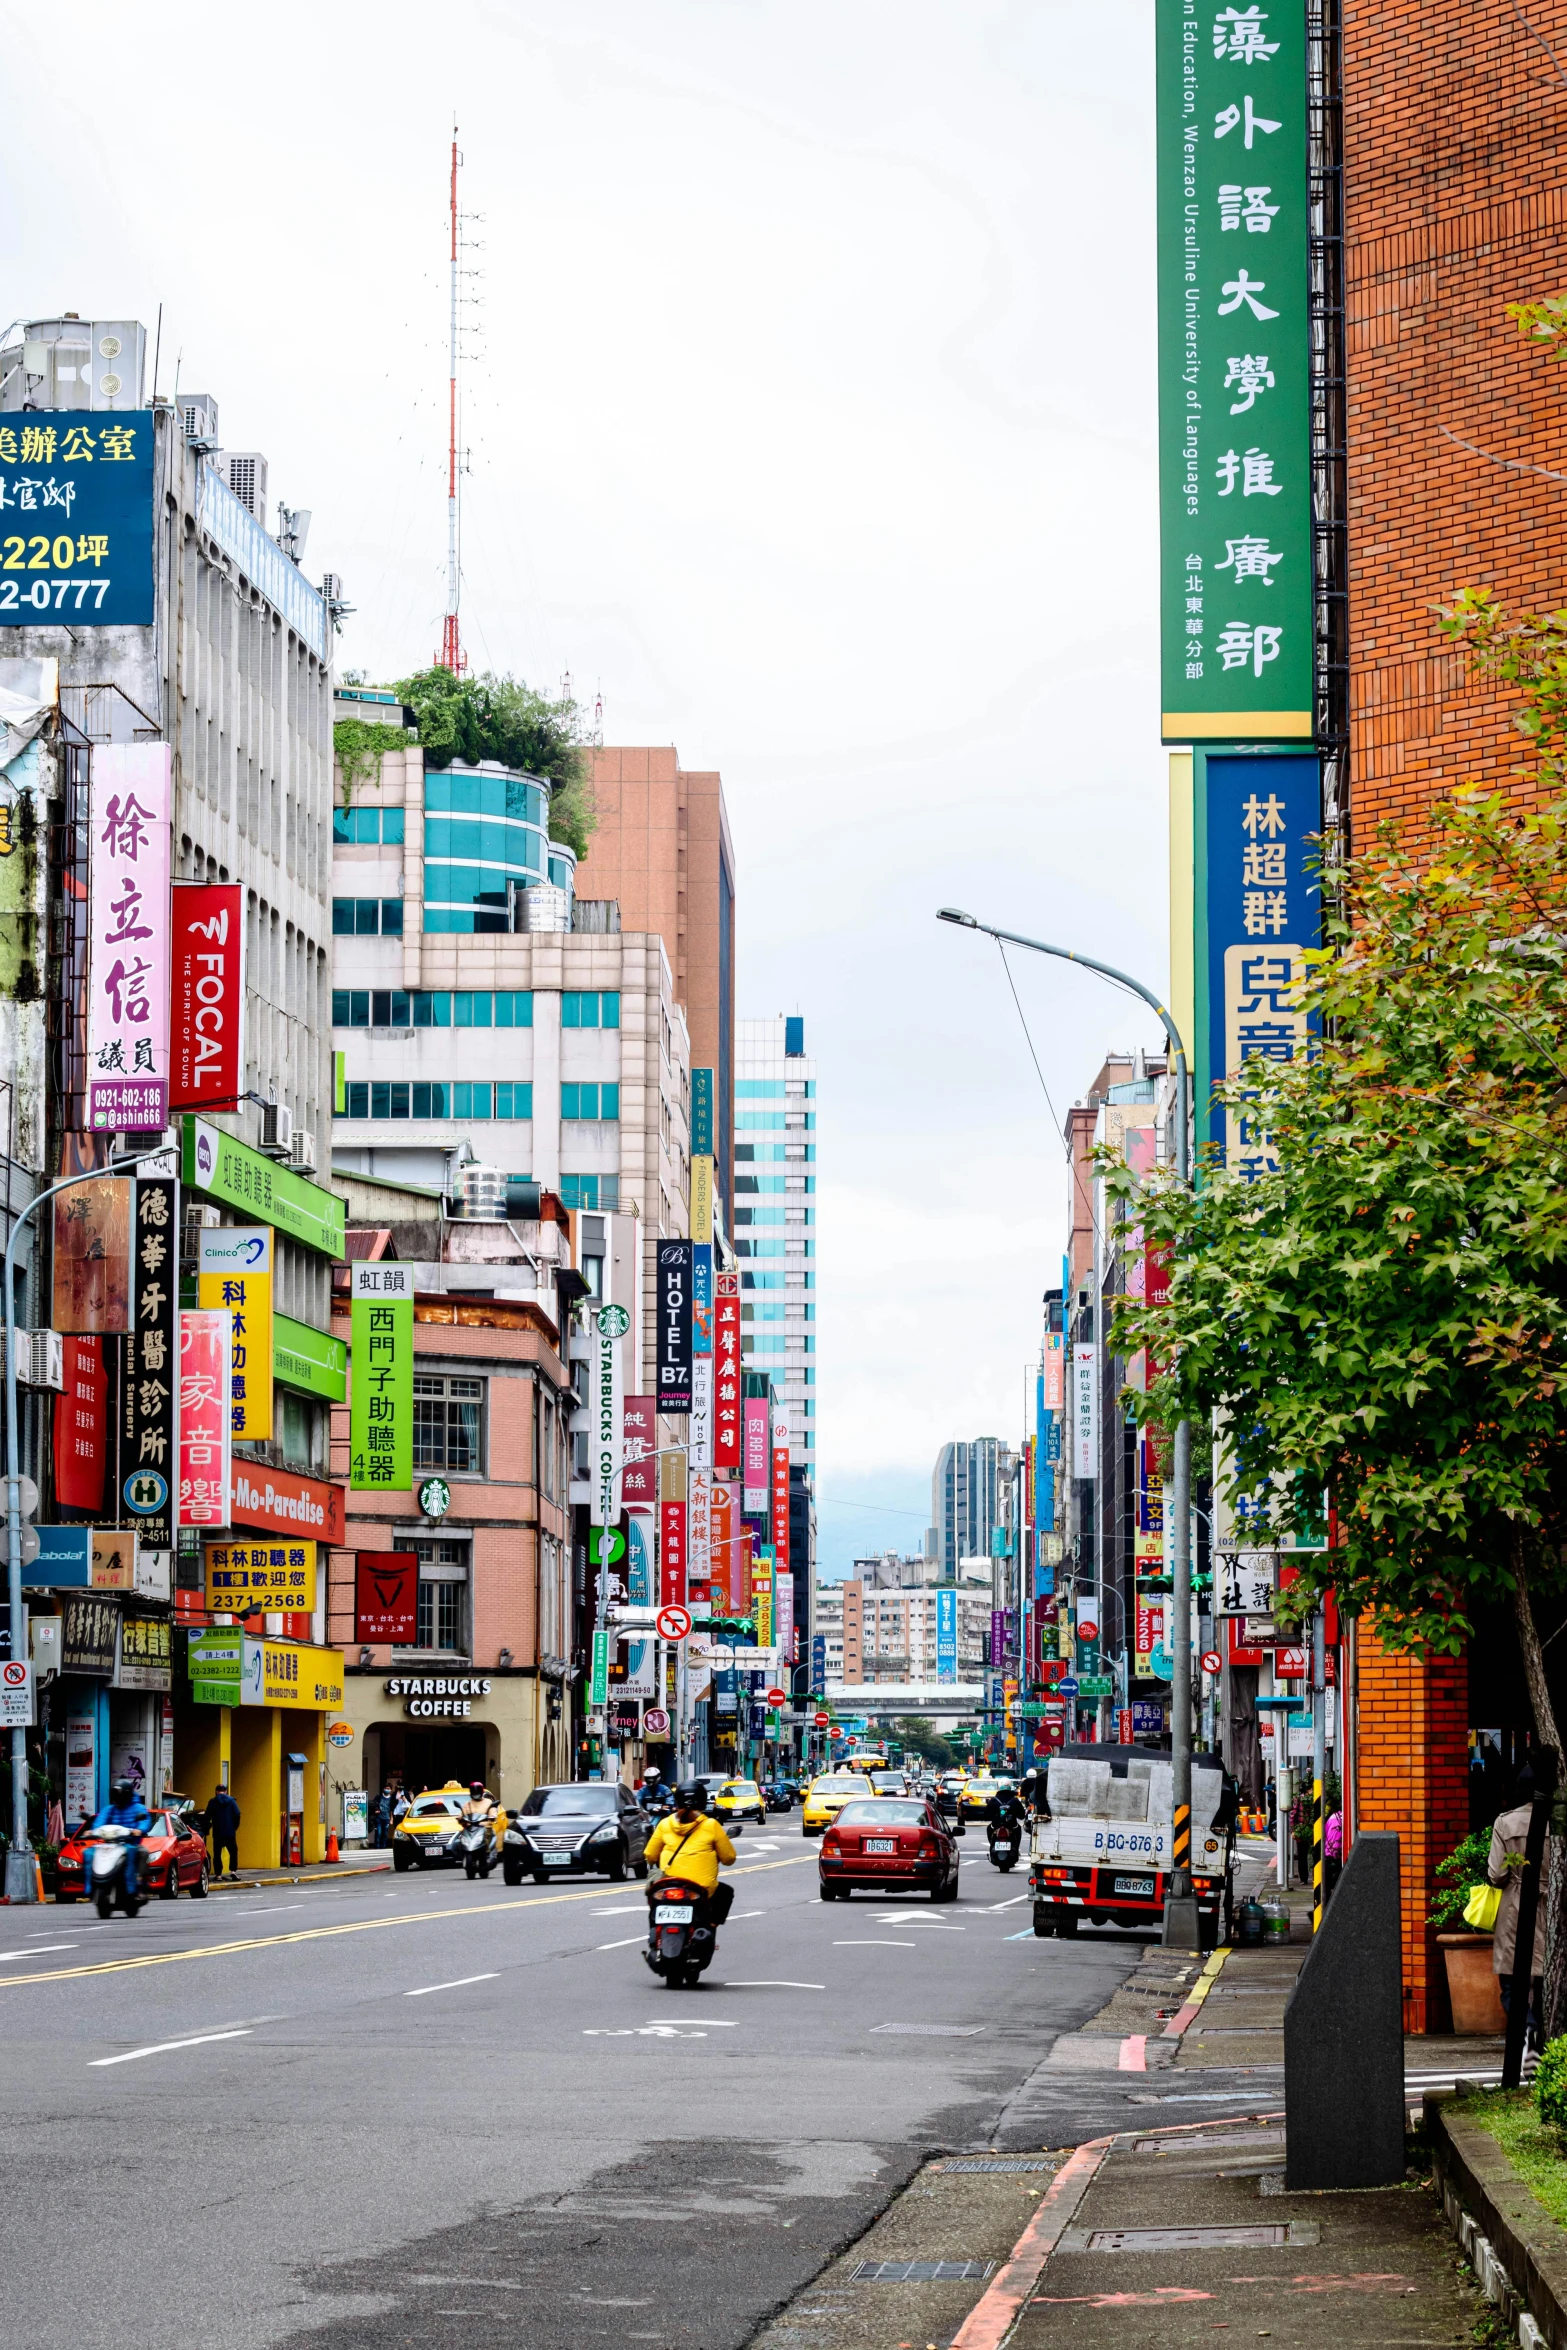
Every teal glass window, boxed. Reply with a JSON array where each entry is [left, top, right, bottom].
[[333, 898, 402, 936], [494, 992, 533, 1027], [559, 1175, 620, 1211], [454, 993, 493, 1028], [561, 992, 620, 1029], [333, 806, 405, 845], [344, 1083, 368, 1117], [413, 993, 452, 1027], [332, 991, 370, 1027], [736, 1081, 786, 1098]]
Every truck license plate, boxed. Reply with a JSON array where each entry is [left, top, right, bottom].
[[656, 1905, 694, 1923], [866, 1838, 897, 1853], [1113, 1875, 1155, 1896]]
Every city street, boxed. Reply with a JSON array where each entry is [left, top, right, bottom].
[[0, 1844, 1144, 2350]]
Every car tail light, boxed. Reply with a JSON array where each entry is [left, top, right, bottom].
[[822, 1831, 841, 1854], [918, 1835, 941, 1859]]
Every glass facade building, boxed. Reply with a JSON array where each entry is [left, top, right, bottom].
[[733, 1014, 815, 1474], [420, 763, 576, 933]]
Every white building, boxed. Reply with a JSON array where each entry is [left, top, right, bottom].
[[734, 1014, 815, 1477]]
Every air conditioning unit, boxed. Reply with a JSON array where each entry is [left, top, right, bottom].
[[260, 1102, 293, 1158], [15, 1330, 63, 1391], [180, 392, 220, 446], [215, 450, 268, 521], [289, 1128, 317, 1175]]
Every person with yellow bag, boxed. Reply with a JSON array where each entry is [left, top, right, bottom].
[[1488, 1777, 1546, 2053]]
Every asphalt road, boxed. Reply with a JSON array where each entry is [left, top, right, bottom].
[[0, 1829, 1145, 2350]]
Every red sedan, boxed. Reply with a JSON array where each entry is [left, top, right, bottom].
[[818, 1798, 961, 1903], [55, 1809, 212, 1903]]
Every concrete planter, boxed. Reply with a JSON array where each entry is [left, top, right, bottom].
[[1439, 1932, 1505, 2034]]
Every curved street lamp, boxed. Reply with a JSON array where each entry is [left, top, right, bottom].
[[937, 907, 1201, 1946]]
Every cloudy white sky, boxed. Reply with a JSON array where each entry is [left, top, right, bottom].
[[5, 2, 1169, 1575]]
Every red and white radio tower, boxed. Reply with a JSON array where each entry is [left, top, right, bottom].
[[439, 123, 465, 674]]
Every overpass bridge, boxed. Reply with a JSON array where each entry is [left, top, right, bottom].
[[825, 1683, 986, 1720]]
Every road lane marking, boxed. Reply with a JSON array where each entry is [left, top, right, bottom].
[[726, 1980, 824, 1989], [596, 1937, 645, 1950], [404, 1973, 499, 1997], [0, 1855, 814, 1991], [90, 2028, 253, 2067], [591, 1907, 642, 1917], [0, 1944, 76, 1959], [1005, 1929, 1036, 1940], [833, 1940, 916, 1949], [985, 1896, 1028, 1911]]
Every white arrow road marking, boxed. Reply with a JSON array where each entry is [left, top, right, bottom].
[[91, 2028, 253, 2067], [584, 2025, 714, 2038], [404, 1973, 499, 1997]]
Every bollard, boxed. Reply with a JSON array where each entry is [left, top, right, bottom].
[[1311, 1772, 1324, 1936]]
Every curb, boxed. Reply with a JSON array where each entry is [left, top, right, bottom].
[[1162, 1942, 1231, 2040], [1429, 2091, 1567, 2349]]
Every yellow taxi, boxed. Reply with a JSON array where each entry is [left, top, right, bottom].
[[711, 1778, 766, 1825], [391, 1782, 471, 1872], [957, 1773, 1002, 1822], [801, 1768, 877, 1838]]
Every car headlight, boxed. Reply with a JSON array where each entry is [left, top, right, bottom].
[[505, 1828, 528, 1846], [587, 1821, 619, 1842]]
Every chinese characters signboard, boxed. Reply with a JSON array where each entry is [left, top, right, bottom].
[[691, 1066, 713, 1156], [178, 1307, 231, 1528], [55, 1336, 105, 1512], [1198, 749, 1321, 1167], [170, 883, 244, 1107], [1072, 1343, 1098, 1479], [355, 1551, 418, 1645], [52, 1175, 131, 1333], [87, 743, 171, 1129], [622, 1395, 656, 1506], [714, 1273, 741, 1474], [182, 1116, 345, 1259], [0, 410, 155, 630], [349, 1263, 413, 1489], [197, 1225, 273, 1440], [123, 1175, 177, 1544], [1157, 2, 1312, 740], [205, 1539, 317, 1614]]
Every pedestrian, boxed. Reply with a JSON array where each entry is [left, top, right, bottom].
[[208, 1783, 241, 1880], [1488, 1778, 1546, 2052]]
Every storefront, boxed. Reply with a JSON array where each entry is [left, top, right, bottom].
[[183, 1632, 347, 1867], [27, 1541, 176, 1830], [338, 1666, 545, 1821]]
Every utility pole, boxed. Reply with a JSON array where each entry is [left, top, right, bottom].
[[937, 908, 1201, 1946]]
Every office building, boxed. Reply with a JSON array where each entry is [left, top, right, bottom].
[[928, 1438, 1014, 1578], [734, 1015, 815, 1475]]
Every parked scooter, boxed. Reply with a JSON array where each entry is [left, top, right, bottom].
[[642, 1873, 719, 1987], [457, 1817, 496, 1880], [85, 1823, 145, 1919]]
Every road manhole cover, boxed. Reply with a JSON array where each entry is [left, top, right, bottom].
[[851, 2260, 994, 2283], [942, 2158, 1056, 2173], [870, 2023, 984, 2036], [1061, 2223, 1315, 2253]]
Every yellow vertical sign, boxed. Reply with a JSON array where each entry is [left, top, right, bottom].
[[197, 1226, 274, 1441], [691, 1155, 713, 1246]]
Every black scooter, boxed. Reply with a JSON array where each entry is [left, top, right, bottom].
[[643, 1874, 718, 1987], [987, 1810, 1023, 1872]]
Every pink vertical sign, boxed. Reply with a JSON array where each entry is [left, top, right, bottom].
[[178, 1307, 232, 1528], [743, 1396, 770, 1513], [88, 743, 172, 1130]]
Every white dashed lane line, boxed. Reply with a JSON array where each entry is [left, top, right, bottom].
[[90, 2028, 253, 2068], [404, 1973, 500, 1997]]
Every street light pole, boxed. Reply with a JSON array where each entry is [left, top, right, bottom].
[[937, 908, 1201, 1946], [4, 1147, 171, 1903]]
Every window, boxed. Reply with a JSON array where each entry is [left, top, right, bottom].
[[339, 1082, 530, 1122], [561, 1082, 619, 1121], [413, 1376, 484, 1474], [736, 1081, 785, 1098], [424, 772, 545, 825], [454, 992, 491, 1027], [333, 806, 405, 845], [413, 1538, 470, 1654], [333, 991, 368, 1026], [562, 991, 620, 1029], [332, 897, 403, 936], [558, 1175, 619, 1211]]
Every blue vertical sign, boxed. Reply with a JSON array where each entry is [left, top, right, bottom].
[[936, 1587, 958, 1684], [1197, 751, 1321, 1172], [811, 1632, 826, 1693], [692, 1243, 713, 1355]]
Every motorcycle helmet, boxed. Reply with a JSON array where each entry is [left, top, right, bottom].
[[110, 1779, 135, 1806], [674, 1781, 708, 1813], [470, 1780, 487, 1799]]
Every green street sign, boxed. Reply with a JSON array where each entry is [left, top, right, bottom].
[[589, 1628, 610, 1710], [274, 1311, 347, 1402], [183, 1116, 346, 1259], [1077, 1675, 1116, 1698], [1156, 0, 1312, 742]]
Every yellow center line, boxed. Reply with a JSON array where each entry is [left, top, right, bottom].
[[0, 1854, 815, 1991]]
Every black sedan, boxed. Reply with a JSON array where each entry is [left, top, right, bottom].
[[501, 1782, 653, 1885]]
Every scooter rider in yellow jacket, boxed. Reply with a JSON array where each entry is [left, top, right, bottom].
[[644, 1782, 737, 1932]]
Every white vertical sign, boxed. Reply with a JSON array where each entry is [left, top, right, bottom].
[[1072, 1343, 1098, 1479], [689, 1354, 713, 1469], [593, 1303, 629, 1530]]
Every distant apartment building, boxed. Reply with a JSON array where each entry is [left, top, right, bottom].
[[838, 1564, 991, 1687]]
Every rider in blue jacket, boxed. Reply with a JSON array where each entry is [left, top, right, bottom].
[[92, 1779, 153, 1902]]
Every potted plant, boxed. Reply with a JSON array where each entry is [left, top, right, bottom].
[[1430, 1826, 1506, 2034]]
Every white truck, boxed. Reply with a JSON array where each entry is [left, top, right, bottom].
[[1028, 1747, 1233, 1939]]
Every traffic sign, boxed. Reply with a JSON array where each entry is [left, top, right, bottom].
[[0, 1658, 33, 1726], [814, 1710, 831, 1727], [1078, 1674, 1116, 1698], [1057, 1676, 1079, 1697], [643, 1707, 670, 1736], [656, 1604, 692, 1641], [764, 1686, 786, 1707], [1200, 1649, 1223, 1676]]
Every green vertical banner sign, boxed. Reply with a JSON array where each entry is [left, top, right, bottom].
[[590, 1627, 610, 1710], [349, 1263, 414, 1490], [1158, 0, 1313, 743]]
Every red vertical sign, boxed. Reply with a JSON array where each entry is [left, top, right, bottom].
[[714, 1273, 741, 1474], [170, 883, 246, 1108], [622, 1395, 656, 1506], [771, 1445, 791, 1571], [710, 1478, 736, 1613], [660, 1498, 687, 1608], [54, 1338, 106, 1511]]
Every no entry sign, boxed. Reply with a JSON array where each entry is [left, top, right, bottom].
[[656, 1604, 692, 1642]]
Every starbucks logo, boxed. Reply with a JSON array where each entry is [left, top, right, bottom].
[[595, 1304, 631, 1339]]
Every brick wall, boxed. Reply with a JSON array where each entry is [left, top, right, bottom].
[[1345, 0, 1567, 841], [1353, 1620, 1469, 2033]]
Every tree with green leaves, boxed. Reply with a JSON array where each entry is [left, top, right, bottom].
[[390, 667, 596, 857]]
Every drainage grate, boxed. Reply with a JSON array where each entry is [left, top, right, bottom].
[[851, 2260, 995, 2283], [1061, 2222, 1312, 2253], [942, 2158, 1056, 2174], [870, 2023, 985, 2037]]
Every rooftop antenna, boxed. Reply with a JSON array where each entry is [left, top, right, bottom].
[[439, 122, 466, 675], [592, 686, 604, 747]]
